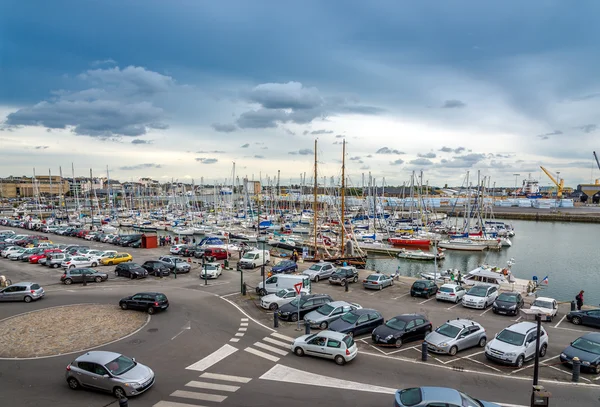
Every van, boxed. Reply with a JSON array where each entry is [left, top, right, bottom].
[[239, 249, 271, 269], [256, 274, 311, 296]]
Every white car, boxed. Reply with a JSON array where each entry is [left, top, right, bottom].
[[4, 235, 29, 244], [1, 246, 21, 258], [100, 250, 118, 258], [101, 234, 116, 243], [85, 251, 105, 264], [61, 256, 98, 269], [260, 288, 309, 311], [84, 233, 98, 241], [291, 330, 358, 365], [529, 297, 559, 322], [170, 244, 186, 255], [436, 284, 467, 303], [8, 248, 27, 260], [485, 321, 548, 368], [200, 262, 222, 279], [462, 285, 499, 309]]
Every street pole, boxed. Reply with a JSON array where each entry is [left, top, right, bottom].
[[513, 173, 520, 198], [261, 240, 266, 290], [533, 313, 541, 386], [203, 254, 207, 285]]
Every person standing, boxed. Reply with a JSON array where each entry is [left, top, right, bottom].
[[576, 290, 584, 310]]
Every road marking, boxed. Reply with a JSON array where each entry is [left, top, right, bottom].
[[553, 314, 566, 328], [184, 380, 240, 392], [593, 374, 600, 381], [186, 344, 238, 372], [171, 321, 192, 340], [465, 357, 502, 372], [511, 316, 522, 322], [260, 364, 397, 394], [440, 350, 486, 365], [229, 338, 239, 343], [153, 401, 208, 407], [419, 297, 435, 304], [200, 372, 252, 383], [392, 293, 410, 300], [271, 332, 294, 342], [240, 322, 249, 326], [479, 308, 492, 316], [219, 295, 276, 333], [549, 325, 589, 334], [254, 341, 289, 356], [245, 347, 280, 362], [241, 318, 248, 321], [262, 337, 290, 348], [238, 327, 247, 332], [235, 333, 244, 337], [171, 389, 227, 402], [446, 302, 462, 310]]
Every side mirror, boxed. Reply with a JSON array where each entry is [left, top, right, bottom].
[[131, 357, 136, 362], [103, 374, 110, 378]]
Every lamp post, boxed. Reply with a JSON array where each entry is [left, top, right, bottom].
[[202, 253, 207, 285], [261, 240, 266, 290], [513, 173, 520, 198]]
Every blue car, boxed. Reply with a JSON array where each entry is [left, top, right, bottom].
[[270, 260, 298, 274], [394, 387, 500, 407], [560, 332, 600, 374]]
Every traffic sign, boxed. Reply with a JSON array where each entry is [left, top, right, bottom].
[[294, 282, 303, 295]]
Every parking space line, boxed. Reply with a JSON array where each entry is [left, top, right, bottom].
[[367, 343, 391, 355], [593, 375, 600, 381], [465, 357, 502, 372], [392, 293, 410, 300], [419, 297, 435, 305], [479, 308, 492, 316], [446, 302, 462, 310], [545, 365, 590, 381], [549, 325, 589, 334], [511, 316, 522, 322], [440, 350, 485, 365], [553, 314, 566, 328]]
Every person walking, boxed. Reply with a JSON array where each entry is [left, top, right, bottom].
[[576, 290, 584, 310]]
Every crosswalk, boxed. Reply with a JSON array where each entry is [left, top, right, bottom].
[[243, 332, 295, 362], [153, 372, 252, 407]]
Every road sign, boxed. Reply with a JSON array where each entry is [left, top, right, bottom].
[[294, 282, 303, 295]]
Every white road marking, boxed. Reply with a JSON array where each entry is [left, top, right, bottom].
[[220, 292, 239, 297], [200, 372, 252, 383], [235, 333, 244, 337], [153, 401, 207, 407], [392, 293, 410, 300], [229, 338, 239, 343], [271, 332, 294, 342], [244, 347, 280, 362], [549, 325, 589, 334], [238, 327, 247, 332], [171, 321, 192, 340], [553, 314, 566, 328], [241, 318, 248, 321], [593, 374, 600, 381], [184, 380, 240, 392], [253, 341, 289, 356], [419, 297, 435, 304], [262, 336, 290, 348], [479, 308, 492, 316], [440, 350, 486, 365], [465, 356, 502, 372], [185, 344, 238, 372], [220, 295, 276, 333], [171, 389, 227, 402], [446, 302, 462, 310], [240, 322, 249, 326]]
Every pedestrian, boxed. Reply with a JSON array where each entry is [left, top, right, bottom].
[[457, 271, 462, 286], [192, 237, 196, 244], [576, 290, 584, 310], [174, 236, 179, 244]]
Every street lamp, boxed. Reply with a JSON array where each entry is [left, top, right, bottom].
[[513, 173, 520, 198]]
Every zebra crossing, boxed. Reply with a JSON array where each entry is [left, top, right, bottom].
[[243, 332, 295, 362], [152, 372, 252, 407]]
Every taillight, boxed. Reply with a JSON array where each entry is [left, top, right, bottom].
[[450, 293, 455, 296], [346, 349, 351, 355], [372, 281, 378, 284], [154, 302, 159, 306], [66, 262, 71, 265], [30, 290, 35, 294], [362, 280, 367, 283], [61, 274, 66, 278], [66, 365, 71, 371]]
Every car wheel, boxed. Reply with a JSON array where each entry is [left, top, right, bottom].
[[390, 280, 394, 286], [258, 288, 268, 296], [340, 279, 346, 286], [64, 278, 72, 285], [572, 316, 582, 325], [53, 263, 59, 268], [294, 347, 305, 356], [410, 292, 415, 297], [67, 377, 80, 390], [108, 261, 114, 266], [69, 265, 75, 269], [23, 295, 32, 303], [539, 344, 547, 357], [120, 303, 128, 310], [425, 292, 430, 299], [378, 284, 382, 290], [291, 313, 298, 322], [91, 262, 98, 267], [315, 275, 319, 282], [147, 307, 155, 315], [113, 386, 126, 399], [449, 346, 458, 356], [395, 338, 403, 348], [114, 271, 119, 277], [478, 337, 487, 347], [334, 355, 346, 365], [269, 303, 278, 311], [130, 274, 134, 279], [353, 276, 358, 283], [515, 355, 524, 368], [319, 321, 328, 330], [95, 276, 102, 283]]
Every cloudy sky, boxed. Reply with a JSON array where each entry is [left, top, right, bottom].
[[2, 1, 600, 188]]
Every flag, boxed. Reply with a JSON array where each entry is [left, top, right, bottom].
[[542, 276, 549, 285]]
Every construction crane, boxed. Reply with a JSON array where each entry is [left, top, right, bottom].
[[540, 166, 564, 198], [594, 151, 600, 171]]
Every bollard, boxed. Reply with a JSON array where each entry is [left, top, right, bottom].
[[344, 280, 349, 292], [173, 268, 177, 279], [242, 282, 247, 296], [304, 320, 310, 335], [571, 301, 576, 312], [572, 357, 580, 382], [119, 397, 128, 407], [421, 341, 428, 361], [82, 275, 87, 286], [224, 259, 229, 269], [273, 312, 279, 328]]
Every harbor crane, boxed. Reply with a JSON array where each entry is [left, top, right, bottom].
[[594, 151, 600, 171], [540, 166, 564, 198]]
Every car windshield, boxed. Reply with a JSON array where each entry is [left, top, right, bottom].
[[440, 286, 454, 293], [496, 329, 525, 346], [436, 323, 461, 338], [366, 274, 380, 281], [289, 297, 300, 306], [385, 317, 407, 331], [156, 294, 167, 301], [275, 289, 289, 298], [459, 392, 483, 407], [343, 335, 354, 349], [467, 287, 488, 297], [279, 261, 292, 267], [341, 312, 360, 324], [308, 264, 321, 271], [571, 337, 600, 355], [316, 304, 335, 316], [398, 388, 422, 406], [498, 293, 519, 303], [104, 355, 136, 376], [413, 282, 426, 289], [532, 300, 553, 309]]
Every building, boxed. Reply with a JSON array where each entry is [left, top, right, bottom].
[[0, 176, 71, 198]]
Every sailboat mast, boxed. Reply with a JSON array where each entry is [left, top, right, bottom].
[[313, 139, 318, 258], [340, 140, 346, 256]]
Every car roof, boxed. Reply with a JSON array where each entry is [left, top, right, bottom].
[[368, 273, 385, 277], [133, 292, 165, 296], [419, 387, 462, 405], [505, 321, 537, 334], [534, 296, 555, 302], [444, 318, 481, 328], [440, 283, 461, 288], [75, 350, 121, 365], [10, 282, 36, 286], [392, 313, 425, 321], [326, 301, 353, 307], [581, 332, 600, 341], [316, 330, 349, 340], [351, 308, 378, 315]]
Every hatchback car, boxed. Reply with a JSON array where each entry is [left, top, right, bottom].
[[302, 262, 336, 282], [270, 260, 299, 274], [435, 283, 466, 303], [119, 292, 169, 314], [529, 297, 559, 322], [394, 387, 500, 407], [0, 282, 45, 303], [566, 308, 600, 328], [462, 285, 499, 309], [203, 247, 230, 261], [372, 314, 432, 348], [425, 319, 487, 355], [277, 294, 333, 322], [65, 351, 155, 398], [362, 273, 394, 290], [492, 292, 524, 316], [329, 308, 384, 338], [410, 280, 438, 298], [116, 263, 149, 279], [61, 268, 109, 285], [328, 266, 359, 285], [158, 255, 191, 273], [62, 256, 98, 269], [291, 330, 357, 365], [560, 332, 600, 374], [169, 244, 186, 255], [200, 262, 222, 279], [260, 288, 308, 311], [101, 253, 133, 265], [304, 301, 362, 330], [141, 261, 170, 277], [485, 321, 548, 368]]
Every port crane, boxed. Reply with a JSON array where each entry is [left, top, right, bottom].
[[540, 166, 564, 198], [594, 151, 600, 171]]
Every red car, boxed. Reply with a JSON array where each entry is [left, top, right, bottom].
[[76, 230, 90, 238], [29, 249, 62, 264], [203, 247, 229, 261]]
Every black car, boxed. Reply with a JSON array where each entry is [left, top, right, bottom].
[[328, 266, 359, 285], [128, 239, 142, 248], [567, 309, 600, 328], [492, 292, 524, 316], [277, 294, 333, 322], [141, 261, 170, 277], [372, 314, 432, 348], [120, 234, 143, 247], [329, 308, 384, 338], [559, 332, 600, 374], [119, 292, 169, 314], [179, 245, 198, 257], [410, 280, 438, 298], [115, 263, 149, 279]]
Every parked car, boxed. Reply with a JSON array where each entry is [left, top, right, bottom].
[[410, 280, 438, 298], [462, 285, 499, 309], [0, 282, 45, 303], [200, 262, 222, 279], [270, 260, 299, 274], [157, 255, 191, 273], [1, 246, 21, 258], [203, 247, 230, 261], [128, 239, 142, 248], [61, 256, 98, 269], [119, 292, 169, 314], [425, 319, 487, 355], [362, 273, 394, 290], [169, 244, 186, 255], [372, 314, 432, 348], [260, 288, 309, 311], [492, 292, 524, 316], [529, 297, 559, 322], [330, 308, 384, 338], [291, 330, 357, 365], [8, 248, 27, 260], [567, 308, 600, 328], [277, 293, 333, 322], [65, 351, 155, 398], [485, 321, 548, 368], [46, 252, 67, 268], [100, 253, 133, 266], [435, 283, 466, 303], [60, 268, 109, 285], [29, 248, 62, 264], [116, 263, 149, 279], [18, 247, 45, 261], [119, 234, 143, 247], [305, 301, 362, 330], [560, 332, 600, 374], [179, 245, 198, 257], [393, 387, 501, 407], [302, 261, 336, 282], [328, 266, 359, 285]]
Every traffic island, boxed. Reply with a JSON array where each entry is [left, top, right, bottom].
[[0, 304, 149, 359]]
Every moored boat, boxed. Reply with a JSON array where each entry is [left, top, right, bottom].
[[437, 239, 488, 251], [388, 235, 431, 246], [397, 248, 445, 261]]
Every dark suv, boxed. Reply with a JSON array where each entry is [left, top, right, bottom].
[[60, 268, 109, 285], [410, 280, 438, 298], [119, 292, 169, 314], [141, 261, 170, 277], [328, 266, 359, 285], [277, 294, 333, 322], [120, 234, 143, 247], [115, 263, 149, 279]]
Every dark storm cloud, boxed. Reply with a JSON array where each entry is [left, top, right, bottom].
[[211, 123, 237, 133], [441, 99, 466, 109], [376, 147, 405, 155], [119, 163, 162, 170]]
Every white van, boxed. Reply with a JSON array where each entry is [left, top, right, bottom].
[[239, 249, 271, 269], [256, 274, 311, 296]]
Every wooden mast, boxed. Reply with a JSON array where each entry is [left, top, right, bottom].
[[340, 140, 345, 256], [313, 139, 318, 259]]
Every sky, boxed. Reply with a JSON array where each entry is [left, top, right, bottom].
[[1, 0, 600, 189]]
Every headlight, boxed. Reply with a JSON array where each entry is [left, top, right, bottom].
[[439, 342, 448, 347], [385, 334, 394, 340], [509, 305, 517, 309], [560, 353, 567, 358], [493, 302, 498, 307], [478, 299, 485, 303], [125, 382, 140, 388], [582, 361, 591, 366], [505, 352, 517, 357]]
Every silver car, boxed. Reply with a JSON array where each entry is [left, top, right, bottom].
[[302, 262, 336, 282], [66, 351, 155, 398], [362, 273, 394, 290], [0, 282, 45, 303], [158, 255, 191, 273], [425, 319, 487, 356], [291, 330, 358, 365], [305, 301, 362, 330]]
